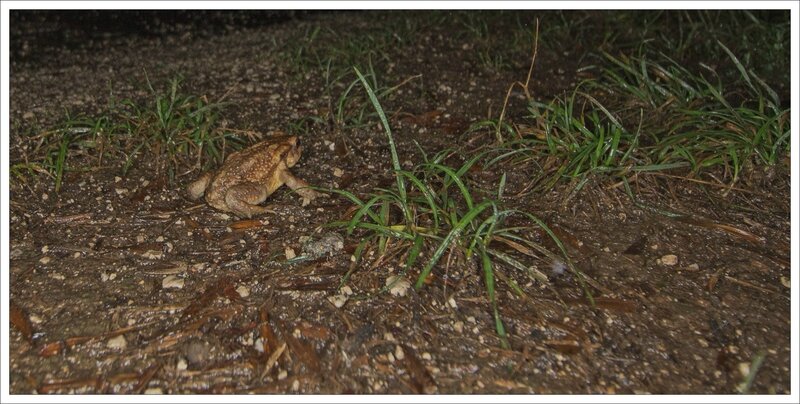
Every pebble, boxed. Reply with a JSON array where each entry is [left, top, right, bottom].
[[236, 285, 250, 298], [176, 358, 188, 371], [162, 275, 185, 289], [395, 345, 405, 361], [447, 297, 458, 308], [106, 335, 127, 350], [39, 256, 51, 264], [328, 294, 348, 308], [659, 254, 679, 266], [144, 388, 163, 394], [285, 247, 296, 260], [333, 167, 344, 177], [386, 275, 411, 297], [185, 340, 211, 365]]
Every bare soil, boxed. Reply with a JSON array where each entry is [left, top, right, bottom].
[[7, 11, 792, 394]]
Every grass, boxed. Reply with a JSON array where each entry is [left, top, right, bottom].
[[328, 67, 593, 349], [13, 75, 253, 189], [466, 40, 789, 198]]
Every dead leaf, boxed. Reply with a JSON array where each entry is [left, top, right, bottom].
[[279, 320, 321, 373], [544, 339, 582, 354], [400, 344, 437, 394], [229, 219, 263, 230], [10, 301, 33, 343]]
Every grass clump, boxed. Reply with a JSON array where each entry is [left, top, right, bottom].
[[469, 40, 789, 197], [13, 75, 251, 190], [329, 67, 591, 349]]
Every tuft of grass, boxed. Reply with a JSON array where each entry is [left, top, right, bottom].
[[468, 41, 789, 197], [13, 75, 253, 191], [328, 67, 592, 348], [118, 74, 248, 181]]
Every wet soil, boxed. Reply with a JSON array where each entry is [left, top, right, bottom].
[[7, 11, 792, 394]]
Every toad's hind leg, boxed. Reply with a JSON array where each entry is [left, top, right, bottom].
[[224, 183, 276, 218], [187, 171, 214, 200]]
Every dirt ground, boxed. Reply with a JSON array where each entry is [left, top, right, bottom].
[[6, 11, 792, 394]]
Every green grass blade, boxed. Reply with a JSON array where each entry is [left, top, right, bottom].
[[354, 67, 407, 204], [415, 200, 494, 290]]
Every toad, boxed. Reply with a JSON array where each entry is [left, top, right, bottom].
[[186, 134, 322, 218]]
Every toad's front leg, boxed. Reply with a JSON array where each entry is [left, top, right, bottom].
[[280, 170, 323, 206], [224, 183, 276, 218]]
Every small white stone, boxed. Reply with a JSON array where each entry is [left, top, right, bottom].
[[106, 335, 127, 350], [136, 235, 145, 243], [144, 387, 162, 394], [395, 345, 405, 360], [162, 275, 185, 289], [447, 297, 457, 308], [386, 275, 411, 297], [660, 254, 679, 266], [72, 252, 81, 258], [340, 285, 353, 296], [333, 167, 344, 177], [241, 334, 254, 346], [29, 314, 43, 324], [453, 321, 464, 333], [176, 357, 188, 370], [292, 379, 300, 391], [156, 236, 164, 242], [142, 249, 163, 260], [384, 332, 395, 341], [49, 273, 65, 280], [328, 294, 348, 308], [41, 245, 49, 253], [421, 352, 432, 360], [285, 247, 296, 260], [236, 285, 250, 298], [39, 256, 51, 264], [114, 176, 122, 183], [277, 370, 288, 380], [738, 362, 750, 377]]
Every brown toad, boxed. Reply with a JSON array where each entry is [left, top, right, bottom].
[[186, 134, 321, 218]]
